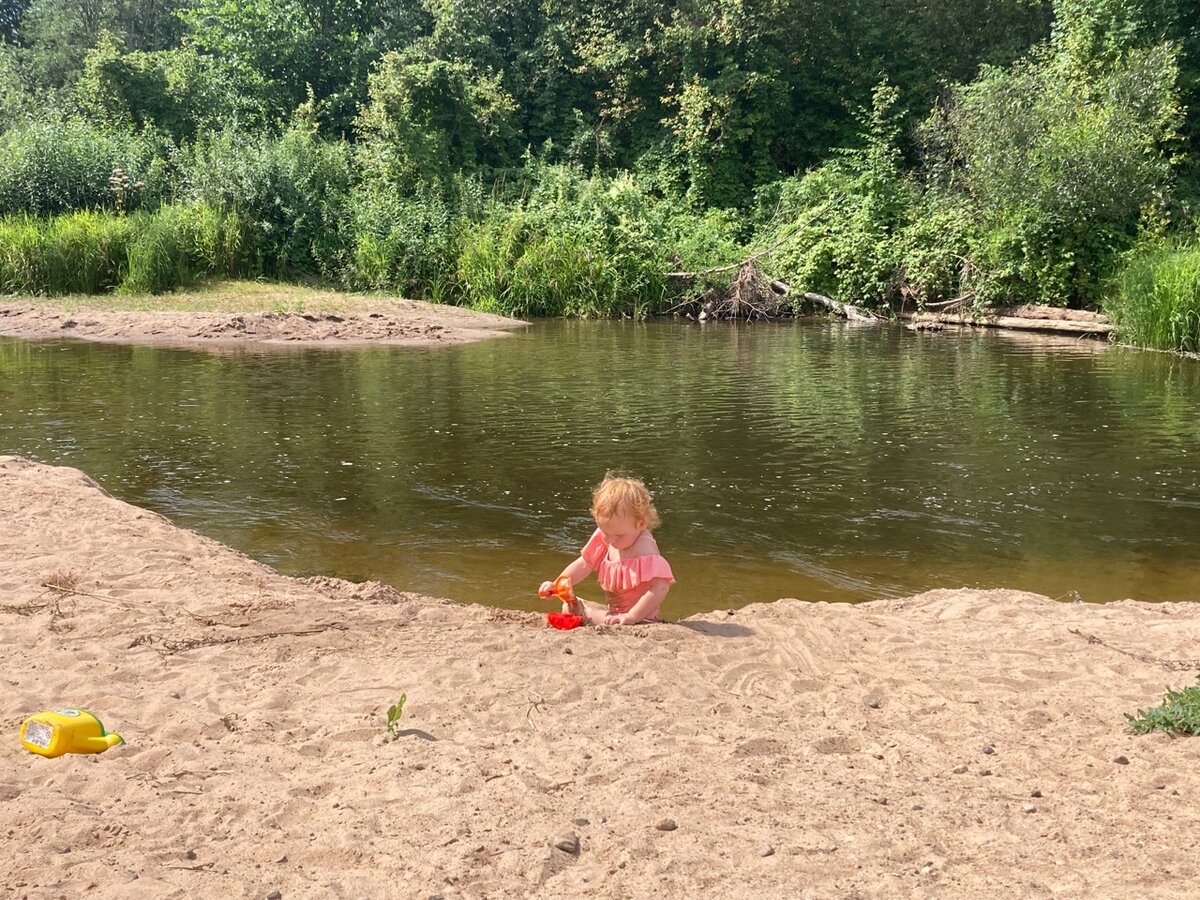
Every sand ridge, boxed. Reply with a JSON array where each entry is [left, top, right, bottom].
[[0, 298, 525, 349], [2, 455, 1200, 898]]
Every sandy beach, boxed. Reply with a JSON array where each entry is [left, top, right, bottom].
[[3, 455, 1200, 898], [0, 293, 525, 350]]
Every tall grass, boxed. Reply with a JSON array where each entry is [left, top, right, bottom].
[[0, 154, 743, 314], [0, 211, 135, 294], [345, 184, 468, 301], [0, 204, 253, 296], [1105, 243, 1200, 352]]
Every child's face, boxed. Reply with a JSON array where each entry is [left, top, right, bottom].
[[595, 512, 643, 550]]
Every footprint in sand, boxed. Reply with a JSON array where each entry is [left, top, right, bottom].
[[812, 735, 860, 755]]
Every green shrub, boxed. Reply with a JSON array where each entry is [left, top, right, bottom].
[[179, 123, 353, 279], [0, 118, 173, 216], [453, 165, 731, 317], [759, 85, 911, 307], [0, 43, 32, 127], [355, 50, 518, 189], [762, 165, 906, 306], [345, 181, 476, 301], [918, 39, 1179, 307], [1105, 240, 1200, 352], [74, 36, 255, 143], [1127, 679, 1200, 735], [892, 196, 979, 307]]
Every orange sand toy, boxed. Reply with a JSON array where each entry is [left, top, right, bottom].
[[539, 576, 583, 629], [539, 575, 577, 605]]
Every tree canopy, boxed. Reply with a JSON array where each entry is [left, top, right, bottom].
[[0, 0, 1197, 327]]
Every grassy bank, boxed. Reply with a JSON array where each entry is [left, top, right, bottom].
[[0, 168, 741, 318], [1105, 243, 1200, 353]]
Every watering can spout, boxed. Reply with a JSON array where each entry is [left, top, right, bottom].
[[88, 733, 125, 752]]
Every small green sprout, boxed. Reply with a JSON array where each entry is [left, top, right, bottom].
[[385, 693, 407, 742]]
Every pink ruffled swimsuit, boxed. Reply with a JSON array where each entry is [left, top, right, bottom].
[[580, 528, 675, 618]]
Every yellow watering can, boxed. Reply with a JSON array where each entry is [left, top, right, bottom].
[[20, 708, 124, 758]]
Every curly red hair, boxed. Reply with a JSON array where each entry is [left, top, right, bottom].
[[591, 473, 661, 531]]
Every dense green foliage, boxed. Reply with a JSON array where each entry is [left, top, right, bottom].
[[0, 0, 1198, 341], [1127, 679, 1200, 735], [455, 163, 743, 316], [0, 116, 171, 215]]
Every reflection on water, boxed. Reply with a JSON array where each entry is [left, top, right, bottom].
[[2, 321, 1199, 615]]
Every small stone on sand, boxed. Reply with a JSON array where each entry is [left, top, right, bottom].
[[553, 833, 579, 854], [655, 819, 678, 832]]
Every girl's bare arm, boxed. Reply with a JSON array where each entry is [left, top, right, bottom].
[[606, 578, 670, 625]]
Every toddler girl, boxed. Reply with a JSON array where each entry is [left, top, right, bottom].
[[540, 473, 674, 625]]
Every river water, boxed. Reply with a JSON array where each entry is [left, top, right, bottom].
[[3, 321, 1198, 615]]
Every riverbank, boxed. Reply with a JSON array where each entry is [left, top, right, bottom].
[[0, 281, 1119, 350], [0, 281, 525, 349], [3, 456, 1199, 897]]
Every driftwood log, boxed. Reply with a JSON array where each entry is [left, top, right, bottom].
[[896, 305, 1111, 338], [771, 282, 880, 323]]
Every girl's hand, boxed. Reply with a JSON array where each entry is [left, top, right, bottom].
[[538, 581, 554, 598], [603, 612, 632, 626]]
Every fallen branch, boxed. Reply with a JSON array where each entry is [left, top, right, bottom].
[[922, 294, 974, 309], [41, 582, 130, 607], [1068, 628, 1200, 671], [41, 583, 252, 626], [1, 599, 57, 616], [712, 262, 781, 320], [774, 284, 879, 322], [526, 692, 546, 731], [185, 609, 252, 629]]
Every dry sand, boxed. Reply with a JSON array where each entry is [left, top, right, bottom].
[[0, 297, 524, 349], [3, 455, 1200, 898]]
